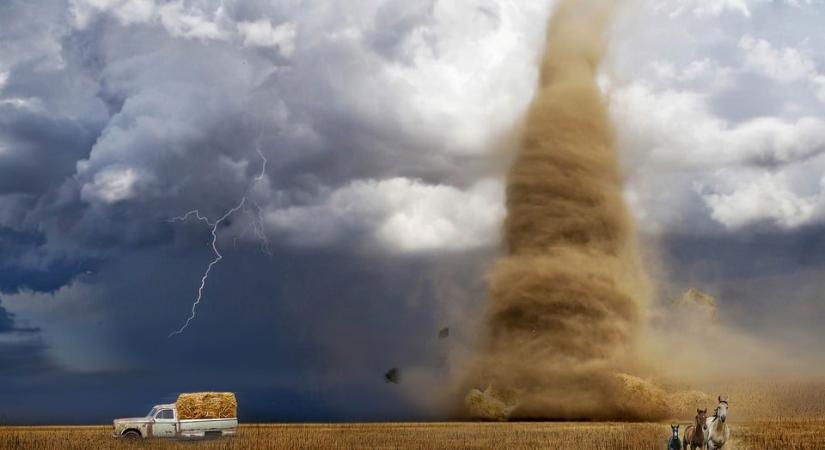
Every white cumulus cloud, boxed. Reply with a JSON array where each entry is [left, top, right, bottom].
[[237, 19, 296, 56], [80, 166, 145, 204], [264, 178, 505, 253], [701, 173, 818, 229], [609, 1, 825, 233]]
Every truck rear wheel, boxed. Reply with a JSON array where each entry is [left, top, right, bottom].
[[122, 430, 141, 439]]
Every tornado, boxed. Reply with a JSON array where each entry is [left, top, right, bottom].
[[465, 0, 663, 421]]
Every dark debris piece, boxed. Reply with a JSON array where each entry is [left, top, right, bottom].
[[384, 368, 400, 384], [438, 327, 450, 339]]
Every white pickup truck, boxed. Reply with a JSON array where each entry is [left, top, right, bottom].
[[112, 403, 238, 439]]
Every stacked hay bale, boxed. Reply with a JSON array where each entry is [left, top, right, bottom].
[[464, 385, 517, 421], [176, 392, 237, 419], [670, 288, 719, 323]]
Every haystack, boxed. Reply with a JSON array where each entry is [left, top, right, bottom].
[[176, 392, 237, 420], [465, 385, 517, 421], [671, 288, 719, 323]]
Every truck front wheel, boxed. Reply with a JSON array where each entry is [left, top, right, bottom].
[[122, 430, 141, 439]]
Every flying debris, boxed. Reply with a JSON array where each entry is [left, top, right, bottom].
[[384, 368, 400, 384], [670, 288, 719, 323], [438, 327, 450, 339]]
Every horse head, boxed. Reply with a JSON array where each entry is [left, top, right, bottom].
[[696, 408, 708, 431], [671, 424, 679, 436], [715, 395, 729, 423]]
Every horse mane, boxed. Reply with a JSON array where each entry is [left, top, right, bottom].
[[712, 400, 728, 418]]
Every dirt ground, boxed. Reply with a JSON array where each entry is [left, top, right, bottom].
[[2, 421, 825, 450]]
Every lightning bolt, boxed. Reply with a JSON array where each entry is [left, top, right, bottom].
[[251, 200, 273, 257], [168, 142, 270, 337], [168, 198, 246, 337], [251, 146, 273, 257]]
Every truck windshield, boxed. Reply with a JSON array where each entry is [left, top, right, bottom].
[[146, 407, 159, 418]]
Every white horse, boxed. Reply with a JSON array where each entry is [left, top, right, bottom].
[[705, 396, 730, 450]]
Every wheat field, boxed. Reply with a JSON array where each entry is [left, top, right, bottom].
[[2, 421, 825, 450], [4, 382, 825, 449]]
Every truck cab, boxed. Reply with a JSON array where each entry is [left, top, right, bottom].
[[148, 404, 178, 437]]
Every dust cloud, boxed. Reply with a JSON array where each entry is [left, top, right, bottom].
[[462, 0, 667, 421]]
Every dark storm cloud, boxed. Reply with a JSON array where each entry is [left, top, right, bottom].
[[0, 298, 50, 382], [0, 341, 53, 379], [0, 227, 97, 294], [0, 0, 513, 312], [0, 299, 33, 333], [85, 246, 444, 372], [0, 1, 109, 197], [0, 243, 467, 423], [0, 105, 100, 195], [3, 0, 541, 260], [0, 0, 435, 297], [662, 225, 825, 283], [7, 0, 476, 259]]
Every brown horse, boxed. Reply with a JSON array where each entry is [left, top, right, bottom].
[[683, 408, 708, 450]]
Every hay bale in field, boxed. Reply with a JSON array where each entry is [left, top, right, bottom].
[[670, 288, 719, 323], [465, 385, 516, 421], [176, 392, 237, 420]]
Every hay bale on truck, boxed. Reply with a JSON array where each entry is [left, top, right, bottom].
[[176, 392, 237, 420]]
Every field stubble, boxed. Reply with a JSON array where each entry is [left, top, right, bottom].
[[2, 421, 825, 450]]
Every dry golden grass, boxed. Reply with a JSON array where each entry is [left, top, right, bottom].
[[663, 380, 825, 421], [2, 421, 825, 450], [3, 382, 825, 449]]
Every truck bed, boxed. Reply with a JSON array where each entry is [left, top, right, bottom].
[[178, 418, 238, 438]]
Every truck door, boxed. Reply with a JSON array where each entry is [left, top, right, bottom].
[[153, 409, 177, 437]]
